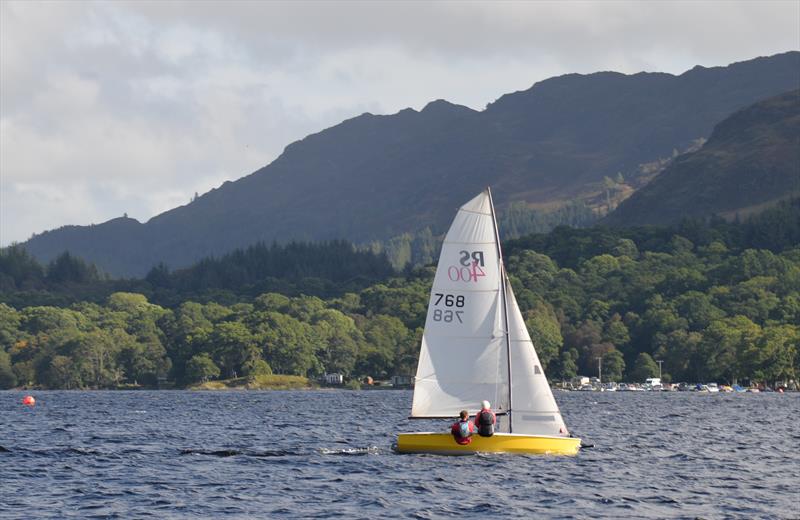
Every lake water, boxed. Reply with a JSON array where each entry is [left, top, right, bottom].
[[1, 390, 798, 519]]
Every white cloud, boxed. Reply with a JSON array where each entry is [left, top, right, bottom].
[[1, 0, 798, 245]]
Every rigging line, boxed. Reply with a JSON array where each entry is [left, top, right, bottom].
[[487, 186, 513, 434]]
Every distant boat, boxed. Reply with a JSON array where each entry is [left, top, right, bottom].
[[707, 383, 720, 393], [645, 377, 663, 391], [395, 189, 581, 456]]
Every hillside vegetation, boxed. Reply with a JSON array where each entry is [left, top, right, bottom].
[[606, 89, 800, 225], [1, 200, 798, 390]]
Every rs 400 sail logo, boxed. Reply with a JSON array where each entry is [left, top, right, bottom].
[[448, 250, 486, 282]]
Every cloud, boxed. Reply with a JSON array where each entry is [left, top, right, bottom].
[[1, 0, 798, 245]]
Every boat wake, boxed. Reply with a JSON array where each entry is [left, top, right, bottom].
[[318, 446, 380, 456], [179, 448, 294, 457]]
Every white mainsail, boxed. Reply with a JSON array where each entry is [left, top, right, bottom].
[[410, 189, 569, 437], [411, 191, 509, 417]]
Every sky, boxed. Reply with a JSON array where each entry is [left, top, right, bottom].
[[1, 1, 798, 246]]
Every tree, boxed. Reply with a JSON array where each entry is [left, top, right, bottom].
[[284, 295, 327, 321], [243, 358, 272, 377], [603, 314, 630, 348], [357, 314, 410, 379], [0, 303, 21, 349], [313, 309, 363, 376], [185, 353, 220, 383], [612, 238, 638, 259], [601, 349, 626, 382], [329, 293, 361, 314], [19, 306, 85, 335], [70, 329, 121, 388], [564, 319, 603, 375], [721, 278, 780, 323], [673, 291, 725, 331], [411, 227, 437, 266], [251, 312, 318, 376], [655, 329, 703, 382], [45, 252, 99, 284], [748, 324, 798, 384], [554, 349, 578, 380], [254, 293, 291, 313], [0, 349, 17, 389], [524, 303, 563, 372], [145, 263, 171, 288], [359, 281, 429, 329], [105, 292, 170, 384], [44, 355, 81, 389], [160, 302, 214, 383], [207, 321, 259, 378], [629, 352, 659, 383], [699, 316, 760, 383], [669, 235, 694, 254], [0, 245, 44, 291], [508, 251, 559, 294]]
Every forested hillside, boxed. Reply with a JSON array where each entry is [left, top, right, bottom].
[[0, 241, 395, 309], [2, 200, 798, 390], [21, 52, 800, 277]]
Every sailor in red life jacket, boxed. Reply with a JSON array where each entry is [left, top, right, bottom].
[[474, 400, 496, 437], [451, 410, 475, 445]]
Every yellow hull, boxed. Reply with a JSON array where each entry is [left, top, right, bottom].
[[396, 432, 581, 456]]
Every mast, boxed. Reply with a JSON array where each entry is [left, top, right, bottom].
[[486, 187, 513, 433]]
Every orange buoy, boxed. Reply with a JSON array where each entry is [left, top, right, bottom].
[[22, 395, 35, 406]]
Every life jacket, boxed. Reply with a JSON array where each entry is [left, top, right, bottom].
[[458, 421, 471, 438], [477, 410, 495, 437]]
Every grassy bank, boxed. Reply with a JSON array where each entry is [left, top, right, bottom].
[[189, 374, 314, 391]]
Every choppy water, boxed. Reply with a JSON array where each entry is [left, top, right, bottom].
[[1, 390, 798, 519]]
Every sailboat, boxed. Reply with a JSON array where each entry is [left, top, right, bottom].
[[396, 189, 581, 455]]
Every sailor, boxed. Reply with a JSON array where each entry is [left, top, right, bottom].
[[474, 400, 496, 437], [450, 410, 475, 445]]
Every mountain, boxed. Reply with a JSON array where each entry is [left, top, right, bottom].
[[604, 89, 800, 226], [21, 52, 800, 277]]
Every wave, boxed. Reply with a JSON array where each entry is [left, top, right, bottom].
[[179, 448, 295, 457], [1, 446, 103, 457]]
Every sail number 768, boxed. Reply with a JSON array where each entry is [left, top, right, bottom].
[[432, 293, 464, 323]]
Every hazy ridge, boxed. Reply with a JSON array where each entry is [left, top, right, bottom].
[[21, 52, 800, 277]]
